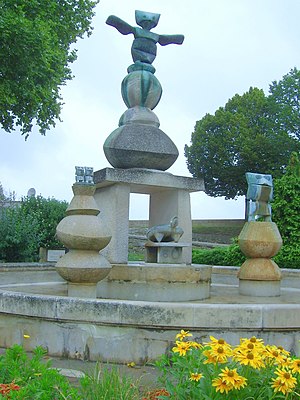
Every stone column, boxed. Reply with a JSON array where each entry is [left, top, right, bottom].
[[56, 184, 112, 298], [238, 221, 282, 296]]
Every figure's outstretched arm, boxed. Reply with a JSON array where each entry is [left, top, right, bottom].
[[158, 34, 184, 46], [106, 15, 134, 35]]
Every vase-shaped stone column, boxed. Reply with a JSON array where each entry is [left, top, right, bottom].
[[56, 184, 111, 298], [238, 221, 282, 296]]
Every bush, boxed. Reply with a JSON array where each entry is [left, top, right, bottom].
[[0, 207, 42, 262], [0, 195, 68, 262], [192, 240, 246, 267]]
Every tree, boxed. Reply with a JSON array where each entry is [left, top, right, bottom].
[[0, 0, 98, 138], [185, 69, 300, 199], [272, 152, 300, 269]]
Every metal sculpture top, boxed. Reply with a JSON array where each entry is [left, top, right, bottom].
[[245, 172, 273, 222], [106, 10, 184, 68]]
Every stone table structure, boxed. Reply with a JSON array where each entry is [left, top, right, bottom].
[[94, 167, 204, 264]]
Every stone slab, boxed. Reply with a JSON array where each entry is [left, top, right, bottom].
[[94, 167, 204, 194]]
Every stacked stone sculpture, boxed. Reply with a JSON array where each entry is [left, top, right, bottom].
[[56, 169, 112, 298], [238, 173, 282, 296], [103, 10, 184, 170]]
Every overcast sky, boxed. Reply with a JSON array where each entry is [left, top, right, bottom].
[[1, 0, 300, 219]]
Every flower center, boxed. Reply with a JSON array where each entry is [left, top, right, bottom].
[[273, 351, 279, 357], [217, 346, 224, 354], [247, 352, 254, 360], [218, 339, 225, 344], [247, 343, 254, 349], [250, 337, 257, 343], [228, 371, 234, 377], [284, 372, 291, 379]]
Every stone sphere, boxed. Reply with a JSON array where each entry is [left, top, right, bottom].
[[121, 70, 162, 109]]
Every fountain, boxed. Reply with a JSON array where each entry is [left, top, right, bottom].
[[0, 10, 300, 364]]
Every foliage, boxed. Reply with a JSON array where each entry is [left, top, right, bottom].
[[271, 151, 300, 269], [0, 194, 68, 262], [0, 0, 98, 137], [0, 344, 80, 399], [155, 330, 300, 399], [185, 69, 300, 199], [79, 364, 140, 400], [192, 239, 246, 267], [0, 206, 42, 262], [19, 195, 68, 249]]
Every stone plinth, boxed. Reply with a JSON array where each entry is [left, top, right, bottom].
[[97, 263, 211, 301], [94, 168, 204, 264], [145, 242, 190, 264], [238, 221, 282, 297]]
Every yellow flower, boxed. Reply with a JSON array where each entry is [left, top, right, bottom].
[[290, 358, 300, 374], [233, 350, 265, 369], [127, 362, 136, 368], [265, 345, 290, 365], [23, 334, 30, 339], [203, 346, 229, 364], [271, 377, 293, 395], [172, 340, 191, 356], [175, 330, 193, 341], [189, 372, 203, 382], [204, 336, 232, 352], [212, 377, 234, 394], [273, 368, 297, 389], [219, 367, 247, 389], [187, 341, 202, 350]]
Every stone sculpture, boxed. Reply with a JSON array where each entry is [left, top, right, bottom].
[[147, 216, 184, 243], [238, 172, 282, 297], [245, 172, 273, 222], [103, 10, 184, 171]]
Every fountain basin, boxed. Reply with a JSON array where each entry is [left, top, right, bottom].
[[0, 263, 300, 364]]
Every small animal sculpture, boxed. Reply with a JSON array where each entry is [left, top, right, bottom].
[[245, 172, 273, 222], [146, 216, 184, 243]]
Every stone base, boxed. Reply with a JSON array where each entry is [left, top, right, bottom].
[[239, 280, 281, 297], [97, 263, 211, 301], [145, 242, 190, 264], [68, 283, 97, 298]]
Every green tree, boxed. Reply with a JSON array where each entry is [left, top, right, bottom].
[[0, 0, 98, 138], [185, 71, 300, 199], [272, 152, 300, 254]]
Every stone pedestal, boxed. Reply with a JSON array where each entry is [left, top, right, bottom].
[[97, 263, 211, 301], [238, 221, 282, 296], [145, 242, 190, 264], [94, 167, 204, 264], [56, 184, 112, 298]]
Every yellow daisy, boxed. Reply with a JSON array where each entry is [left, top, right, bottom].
[[233, 350, 265, 369], [212, 377, 234, 394], [219, 367, 246, 389], [175, 330, 193, 341], [189, 372, 203, 382], [274, 368, 297, 389], [172, 340, 191, 356], [290, 358, 300, 374]]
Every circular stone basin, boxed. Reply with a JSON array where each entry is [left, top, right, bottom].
[[1, 263, 300, 364]]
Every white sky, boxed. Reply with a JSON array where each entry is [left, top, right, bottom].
[[1, 0, 300, 219]]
